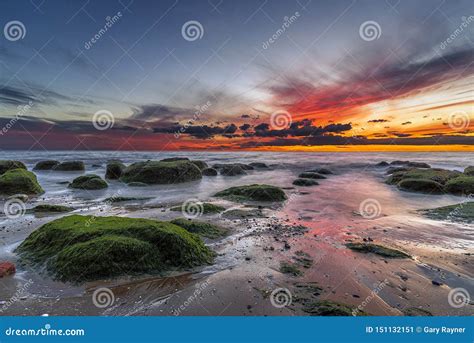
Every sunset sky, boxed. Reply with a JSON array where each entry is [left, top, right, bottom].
[[0, 0, 473, 151]]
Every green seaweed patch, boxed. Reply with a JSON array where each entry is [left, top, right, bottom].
[[345, 243, 410, 258], [16, 215, 214, 282], [32, 204, 73, 213], [386, 168, 460, 185], [214, 184, 287, 202], [293, 251, 313, 268], [303, 300, 365, 316], [402, 307, 433, 316], [0, 169, 44, 195], [104, 196, 153, 203], [419, 202, 474, 224], [69, 174, 108, 190], [279, 261, 303, 277], [170, 218, 228, 239], [170, 202, 225, 214]]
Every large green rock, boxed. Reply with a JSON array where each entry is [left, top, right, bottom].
[[464, 166, 474, 176], [214, 184, 287, 202], [190, 160, 208, 170], [105, 161, 125, 179], [69, 174, 108, 190], [171, 218, 228, 239], [53, 161, 85, 171], [16, 215, 214, 282], [398, 178, 444, 194], [0, 169, 44, 195], [33, 160, 60, 170], [444, 176, 474, 195], [386, 168, 460, 185], [0, 160, 26, 175], [121, 160, 202, 184]]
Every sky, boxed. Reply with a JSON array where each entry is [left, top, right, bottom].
[[0, 0, 473, 151]]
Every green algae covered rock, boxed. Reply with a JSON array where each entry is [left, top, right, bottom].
[[53, 161, 85, 171], [398, 178, 444, 194], [214, 184, 287, 202], [171, 218, 228, 239], [16, 215, 214, 282], [0, 160, 26, 175], [444, 176, 474, 195], [345, 243, 409, 258], [105, 161, 125, 179], [69, 174, 108, 190], [0, 169, 44, 196], [33, 160, 60, 171], [121, 160, 202, 184]]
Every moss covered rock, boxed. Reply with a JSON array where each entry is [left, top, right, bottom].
[[299, 172, 327, 180], [220, 165, 247, 176], [171, 218, 228, 239], [190, 160, 208, 170], [293, 179, 319, 186], [53, 161, 85, 171], [249, 162, 269, 169], [0, 169, 44, 195], [170, 202, 225, 214], [214, 184, 287, 202], [69, 174, 108, 190], [398, 179, 444, 194], [444, 176, 474, 195], [308, 168, 332, 175], [202, 168, 218, 176], [105, 161, 125, 179], [346, 243, 409, 258], [464, 166, 474, 176], [160, 157, 189, 162], [32, 204, 73, 213], [419, 202, 474, 224], [121, 160, 202, 184], [33, 160, 59, 171], [0, 160, 26, 175], [16, 215, 214, 282], [303, 300, 360, 316], [386, 168, 460, 185]]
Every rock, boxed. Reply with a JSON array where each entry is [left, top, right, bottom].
[[16, 215, 214, 282], [386, 168, 460, 186], [202, 168, 218, 176], [0, 169, 44, 195], [160, 157, 189, 162], [386, 167, 408, 175], [298, 172, 327, 179], [214, 184, 287, 202], [345, 243, 410, 258], [170, 218, 228, 239], [121, 160, 202, 184], [214, 163, 253, 171], [249, 162, 269, 169], [375, 161, 389, 167], [170, 202, 225, 214], [390, 160, 430, 168], [402, 307, 433, 316], [105, 161, 125, 179], [309, 168, 333, 175], [431, 280, 443, 286], [398, 179, 444, 194], [464, 166, 474, 176], [420, 202, 474, 224], [127, 182, 148, 187], [293, 178, 319, 186], [33, 160, 60, 170], [279, 261, 302, 276], [303, 300, 360, 316], [33, 204, 73, 213], [190, 160, 208, 170], [0, 160, 26, 175], [444, 176, 474, 195], [0, 261, 15, 277], [104, 196, 152, 203], [69, 174, 108, 190], [220, 165, 247, 176], [53, 161, 85, 171]]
